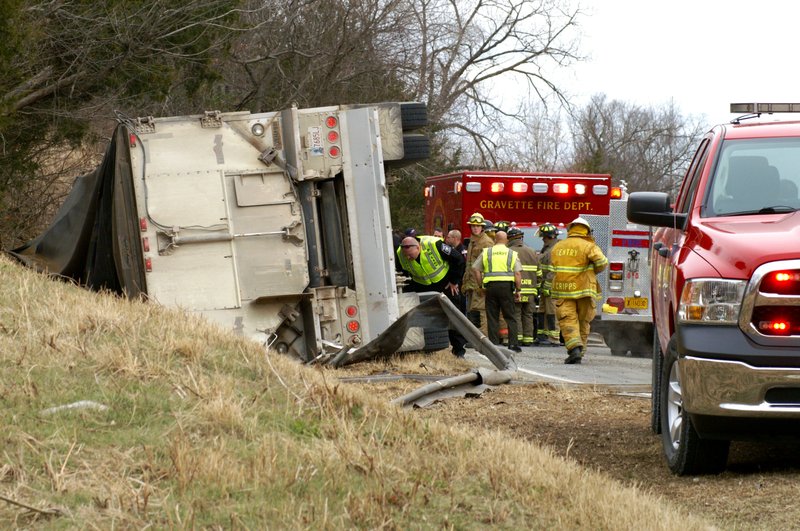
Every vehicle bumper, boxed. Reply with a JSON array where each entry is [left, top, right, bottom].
[[597, 313, 652, 323], [681, 356, 800, 417]]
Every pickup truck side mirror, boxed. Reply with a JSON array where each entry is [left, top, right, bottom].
[[627, 191, 688, 229]]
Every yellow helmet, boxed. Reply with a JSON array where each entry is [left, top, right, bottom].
[[467, 212, 485, 226], [568, 216, 591, 230], [494, 220, 511, 233]]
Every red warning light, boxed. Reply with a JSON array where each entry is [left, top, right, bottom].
[[761, 270, 800, 294], [511, 182, 527, 193], [329, 146, 341, 157], [326, 116, 338, 128], [759, 319, 792, 335], [574, 184, 587, 195], [346, 320, 360, 333], [553, 183, 568, 194], [490, 182, 504, 193], [139, 218, 148, 231], [610, 187, 623, 199], [327, 130, 339, 142], [345, 305, 358, 317]]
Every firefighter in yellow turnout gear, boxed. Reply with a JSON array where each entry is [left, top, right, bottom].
[[550, 217, 608, 364], [507, 227, 539, 345], [537, 223, 561, 347], [462, 213, 494, 335]]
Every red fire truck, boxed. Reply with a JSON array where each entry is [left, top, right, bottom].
[[423, 171, 653, 356]]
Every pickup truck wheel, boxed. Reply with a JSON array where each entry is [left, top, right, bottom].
[[660, 339, 730, 475], [650, 333, 663, 434]]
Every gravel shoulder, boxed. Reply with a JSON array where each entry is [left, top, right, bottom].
[[338, 353, 800, 529]]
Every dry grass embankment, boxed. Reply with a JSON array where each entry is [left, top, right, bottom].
[[0, 255, 713, 529]]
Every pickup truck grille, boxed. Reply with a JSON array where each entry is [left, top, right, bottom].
[[741, 260, 800, 345]]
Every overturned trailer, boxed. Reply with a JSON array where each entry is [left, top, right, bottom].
[[11, 104, 429, 360]]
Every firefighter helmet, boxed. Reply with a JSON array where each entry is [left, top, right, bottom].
[[494, 220, 511, 233], [507, 227, 524, 240], [483, 220, 496, 233], [467, 212, 485, 226], [537, 223, 558, 238], [568, 216, 591, 229]]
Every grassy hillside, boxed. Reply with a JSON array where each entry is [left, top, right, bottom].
[[0, 255, 711, 529]]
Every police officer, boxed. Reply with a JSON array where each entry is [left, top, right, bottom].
[[536, 223, 561, 347], [396, 234, 467, 357], [550, 217, 608, 364], [472, 231, 522, 353], [507, 227, 539, 346], [461, 213, 494, 335]]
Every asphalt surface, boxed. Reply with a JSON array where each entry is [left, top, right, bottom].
[[465, 334, 652, 388]]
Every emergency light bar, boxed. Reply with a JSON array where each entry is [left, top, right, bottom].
[[460, 179, 611, 195], [730, 103, 800, 114]]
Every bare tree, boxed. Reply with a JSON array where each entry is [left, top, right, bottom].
[[228, 0, 581, 161], [491, 100, 571, 171], [401, 0, 582, 166], [0, 0, 252, 249], [569, 94, 706, 194], [228, 0, 412, 111]]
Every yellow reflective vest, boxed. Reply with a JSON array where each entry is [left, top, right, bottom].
[[396, 236, 448, 285], [549, 235, 608, 299], [509, 239, 539, 301], [481, 244, 518, 284]]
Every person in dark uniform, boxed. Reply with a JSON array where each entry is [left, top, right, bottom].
[[444, 229, 468, 317], [507, 227, 539, 346], [471, 231, 522, 353], [396, 235, 467, 357]]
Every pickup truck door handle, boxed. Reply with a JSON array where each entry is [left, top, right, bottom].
[[658, 247, 670, 258]]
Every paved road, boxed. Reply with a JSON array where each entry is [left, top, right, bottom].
[[466, 334, 652, 389]]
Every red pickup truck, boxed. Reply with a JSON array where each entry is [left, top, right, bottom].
[[628, 103, 800, 475]]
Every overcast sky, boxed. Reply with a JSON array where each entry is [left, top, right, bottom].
[[556, 0, 800, 128]]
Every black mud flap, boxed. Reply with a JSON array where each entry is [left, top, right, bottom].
[[329, 294, 516, 371]]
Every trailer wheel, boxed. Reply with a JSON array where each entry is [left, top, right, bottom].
[[401, 134, 431, 160], [423, 327, 450, 351], [400, 102, 428, 130], [661, 336, 730, 475]]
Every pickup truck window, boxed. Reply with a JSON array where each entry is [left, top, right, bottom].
[[710, 138, 800, 216], [677, 139, 709, 215]]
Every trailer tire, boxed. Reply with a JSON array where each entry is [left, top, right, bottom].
[[402, 134, 431, 160], [400, 102, 428, 130], [423, 327, 450, 351]]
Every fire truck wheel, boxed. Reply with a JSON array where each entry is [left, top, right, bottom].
[[423, 327, 450, 351], [651, 332, 663, 434], [399, 102, 428, 130], [660, 336, 730, 475]]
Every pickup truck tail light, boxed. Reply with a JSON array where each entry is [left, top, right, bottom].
[[678, 279, 746, 323]]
